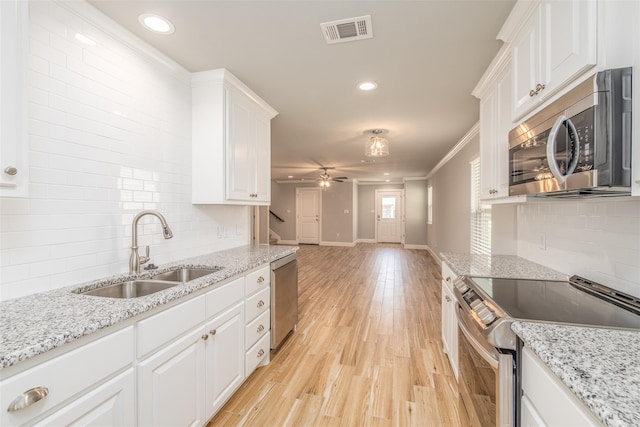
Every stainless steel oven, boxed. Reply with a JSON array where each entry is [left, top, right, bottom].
[[453, 275, 640, 427], [508, 67, 632, 197], [457, 303, 514, 427]]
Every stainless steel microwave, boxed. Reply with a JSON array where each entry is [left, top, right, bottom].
[[508, 67, 632, 197]]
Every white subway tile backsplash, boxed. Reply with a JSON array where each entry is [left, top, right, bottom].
[[0, 1, 251, 301], [517, 199, 640, 298]]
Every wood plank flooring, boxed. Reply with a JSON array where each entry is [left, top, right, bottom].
[[208, 243, 469, 426]]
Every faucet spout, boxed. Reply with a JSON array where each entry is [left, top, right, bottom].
[[129, 210, 173, 274]]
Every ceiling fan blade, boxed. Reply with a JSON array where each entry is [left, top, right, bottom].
[[331, 179, 345, 182], [332, 177, 348, 180]]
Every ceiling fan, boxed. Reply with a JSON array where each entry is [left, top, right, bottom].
[[317, 167, 348, 183]]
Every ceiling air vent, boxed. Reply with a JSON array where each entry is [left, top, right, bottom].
[[320, 15, 373, 45]]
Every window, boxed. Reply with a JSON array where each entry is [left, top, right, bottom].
[[427, 185, 433, 225], [470, 158, 491, 256], [381, 196, 397, 219]]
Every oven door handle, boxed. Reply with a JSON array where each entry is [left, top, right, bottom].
[[546, 114, 580, 184], [456, 308, 499, 369]]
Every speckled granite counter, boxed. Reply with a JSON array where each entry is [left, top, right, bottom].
[[0, 244, 297, 370], [440, 252, 568, 280], [513, 322, 640, 427]]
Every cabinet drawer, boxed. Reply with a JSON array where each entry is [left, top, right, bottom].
[[522, 346, 600, 426], [245, 287, 270, 322], [245, 332, 270, 376], [137, 295, 205, 359], [206, 277, 244, 318], [245, 309, 270, 350], [245, 266, 270, 296], [1, 326, 133, 427]]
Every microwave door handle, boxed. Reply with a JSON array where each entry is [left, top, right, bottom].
[[546, 115, 568, 184], [564, 118, 580, 176]]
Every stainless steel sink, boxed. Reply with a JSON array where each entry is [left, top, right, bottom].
[[150, 267, 222, 282], [79, 280, 178, 299]]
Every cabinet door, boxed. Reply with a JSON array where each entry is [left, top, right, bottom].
[[226, 85, 254, 202], [34, 370, 135, 426], [253, 110, 271, 202], [479, 92, 497, 199], [512, 7, 542, 121], [204, 302, 245, 419], [138, 327, 206, 427], [542, 0, 596, 97], [494, 66, 513, 198], [0, 0, 28, 197], [441, 281, 451, 355], [443, 284, 458, 379]]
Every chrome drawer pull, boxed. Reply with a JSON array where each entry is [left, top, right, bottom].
[[257, 324, 264, 333], [257, 300, 264, 308], [202, 334, 209, 341], [257, 276, 264, 284], [257, 349, 265, 358], [7, 387, 49, 412], [210, 329, 217, 336]]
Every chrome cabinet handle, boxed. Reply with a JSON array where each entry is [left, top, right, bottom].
[[257, 276, 264, 284], [445, 296, 452, 302], [257, 349, 265, 358], [529, 83, 546, 97], [445, 277, 451, 283], [257, 324, 264, 333], [7, 387, 49, 412], [4, 166, 18, 176], [257, 300, 265, 308], [209, 329, 217, 336], [529, 89, 537, 97], [201, 334, 209, 341]]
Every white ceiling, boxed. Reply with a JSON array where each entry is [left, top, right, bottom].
[[88, 0, 515, 183]]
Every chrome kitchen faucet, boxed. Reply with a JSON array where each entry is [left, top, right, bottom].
[[129, 210, 173, 274]]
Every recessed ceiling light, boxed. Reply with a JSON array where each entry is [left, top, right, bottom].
[[383, 172, 390, 176], [358, 81, 378, 91], [288, 176, 293, 179], [139, 13, 175, 34], [74, 33, 97, 46], [385, 179, 390, 182]]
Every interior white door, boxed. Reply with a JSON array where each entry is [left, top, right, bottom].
[[297, 188, 320, 244], [376, 190, 403, 243]]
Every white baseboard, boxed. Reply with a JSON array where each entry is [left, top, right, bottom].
[[426, 246, 441, 264], [277, 240, 298, 245], [356, 239, 377, 243], [403, 244, 429, 250], [319, 241, 356, 247]]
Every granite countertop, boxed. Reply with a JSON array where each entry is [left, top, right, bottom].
[[513, 322, 640, 427], [0, 244, 297, 371], [440, 252, 568, 281]]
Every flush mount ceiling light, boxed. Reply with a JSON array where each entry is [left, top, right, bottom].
[[365, 129, 389, 157], [139, 13, 175, 34], [358, 81, 378, 91]]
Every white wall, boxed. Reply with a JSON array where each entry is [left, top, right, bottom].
[[0, 1, 249, 301], [517, 199, 640, 298]]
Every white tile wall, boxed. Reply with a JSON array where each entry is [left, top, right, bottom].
[[517, 199, 640, 297], [0, 1, 250, 301]]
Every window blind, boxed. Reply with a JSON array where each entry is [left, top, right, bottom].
[[470, 158, 491, 256]]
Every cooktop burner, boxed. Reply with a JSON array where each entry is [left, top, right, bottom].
[[468, 276, 640, 330]]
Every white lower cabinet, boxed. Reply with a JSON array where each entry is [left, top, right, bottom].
[[521, 346, 601, 426], [34, 369, 135, 426], [138, 327, 207, 426], [0, 327, 134, 427], [204, 302, 245, 419], [440, 261, 458, 379]]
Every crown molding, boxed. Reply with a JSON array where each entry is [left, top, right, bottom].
[[497, 0, 540, 43], [471, 43, 511, 99], [426, 122, 479, 180]]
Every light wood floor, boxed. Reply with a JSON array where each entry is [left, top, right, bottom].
[[208, 243, 469, 426]]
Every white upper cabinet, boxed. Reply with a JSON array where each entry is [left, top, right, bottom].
[[192, 69, 278, 205], [511, 0, 596, 120], [0, 0, 28, 197]]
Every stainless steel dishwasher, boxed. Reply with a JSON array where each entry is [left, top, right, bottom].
[[270, 252, 298, 350]]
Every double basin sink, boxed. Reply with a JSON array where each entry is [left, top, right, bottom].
[[77, 267, 222, 299]]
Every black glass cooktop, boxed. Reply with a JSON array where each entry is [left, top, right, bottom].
[[469, 277, 640, 330]]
